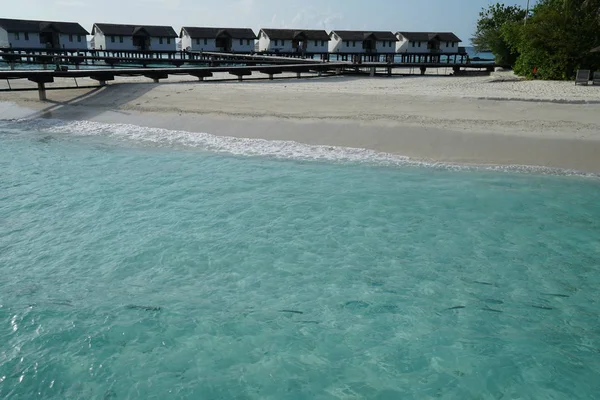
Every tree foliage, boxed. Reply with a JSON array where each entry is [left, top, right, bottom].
[[471, 3, 527, 65], [507, 0, 600, 79], [474, 0, 600, 80]]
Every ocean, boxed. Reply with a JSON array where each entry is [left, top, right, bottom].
[[1, 117, 600, 399]]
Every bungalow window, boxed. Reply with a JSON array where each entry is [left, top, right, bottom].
[[274, 39, 278, 46], [382, 41, 386, 48], [159, 37, 163, 44], [247, 39, 251, 45], [389, 41, 393, 47], [345, 41, 349, 47], [281, 40, 285, 45], [446, 41, 449, 47], [78, 35, 82, 42], [196, 38, 200, 45], [418, 41, 422, 47], [69, 34, 73, 42], [240, 39, 243, 45], [411, 41, 415, 47], [24, 32, 29, 41], [321, 40, 325, 46], [15, 32, 20, 40], [167, 38, 171, 44], [111, 36, 115, 43], [204, 39, 208, 45], [119, 36, 123, 43], [314, 40, 318, 46], [452, 42, 455, 47]]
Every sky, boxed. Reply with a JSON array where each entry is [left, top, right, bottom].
[[1, 0, 534, 45]]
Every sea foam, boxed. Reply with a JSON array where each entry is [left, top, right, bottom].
[[1, 115, 598, 178]]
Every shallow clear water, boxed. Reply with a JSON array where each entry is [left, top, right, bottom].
[[1, 118, 600, 399]]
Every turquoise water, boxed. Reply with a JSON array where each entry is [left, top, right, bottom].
[[1, 118, 600, 399]]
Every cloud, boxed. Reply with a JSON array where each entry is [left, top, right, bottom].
[[288, 7, 343, 30], [56, 0, 86, 6], [138, 0, 182, 9]]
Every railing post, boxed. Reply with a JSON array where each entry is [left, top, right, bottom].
[[37, 82, 47, 101]]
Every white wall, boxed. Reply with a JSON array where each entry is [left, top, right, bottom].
[[5, 32, 43, 49], [258, 32, 270, 52], [150, 37, 176, 51], [396, 35, 461, 54], [397, 39, 429, 54], [58, 33, 87, 50], [230, 39, 255, 53], [305, 40, 328, 53], [439, 41, 459, 53], [258, 32, 293, 52], [0, 28, 9, 48], [1, 31, 86, 49], [396, 36, 409, 53], [375, 40, 396, 54], [101, 35, 135, 50], [328, 37, 363, 53], [93, 30, 106, 50]]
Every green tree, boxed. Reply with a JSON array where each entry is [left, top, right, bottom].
[[506, 0, 600, 79], [471, 3, 527, 65]]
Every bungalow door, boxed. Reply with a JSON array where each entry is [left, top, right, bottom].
[[40, 31, 60, 48]]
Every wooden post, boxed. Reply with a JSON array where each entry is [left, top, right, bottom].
[[269, 74, 274, 80], [296, 72, 301, 79], [238, 76, 243, 82], [37, 82, 47, 101], [370, 67, 375, 77]]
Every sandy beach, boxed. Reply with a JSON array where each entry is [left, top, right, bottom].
[[2, 72, 600, 172]]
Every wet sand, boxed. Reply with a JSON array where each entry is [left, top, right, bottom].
[[2, 74, 600, 173]]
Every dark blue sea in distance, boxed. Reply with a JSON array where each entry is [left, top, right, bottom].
[[1, 108, 599, 399]]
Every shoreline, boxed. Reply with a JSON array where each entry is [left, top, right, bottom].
[[1, 75, 600, 173]]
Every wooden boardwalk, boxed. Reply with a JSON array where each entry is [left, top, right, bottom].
[[0, 63, 348, 99], [0, 56, 501, 100], [1, 47, 480, 69]]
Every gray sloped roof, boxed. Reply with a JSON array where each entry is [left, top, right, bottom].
[[397, 32, 462, 42], [0, 18, 88, 34], [93, 23, 177, 38], [182, 27, 256, 39], [331, 30, 397, 41], [260, 29, 330, 41]]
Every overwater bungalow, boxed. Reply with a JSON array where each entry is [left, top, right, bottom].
[[328, 31, 397, 54], [395, 32, 462, 54], [0, 18, 88, 50], [180, 27, 256, 52], [257, 29, 330, 53], [91, 23, 177, 51]]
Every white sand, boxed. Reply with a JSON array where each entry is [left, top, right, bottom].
[[1, 73, 600, 172]]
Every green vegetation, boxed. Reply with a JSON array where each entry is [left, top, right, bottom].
[[472, 4, 527, 66], [473, 0, 600, 80]]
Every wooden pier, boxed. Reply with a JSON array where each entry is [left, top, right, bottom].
[[1, 47, 478, 70], [0, 45, 502, 102], [0, 63, 349, 100]]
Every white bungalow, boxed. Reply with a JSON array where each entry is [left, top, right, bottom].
[[180, 27, 256, 52], [0, 18, 88, 50], [91, 23, 177, 51], [257, 29, 330, 53], [396, 32, 462, 54], [329, 31, 397, 54]]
